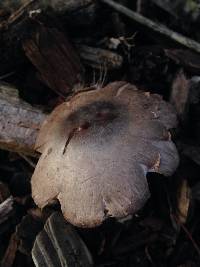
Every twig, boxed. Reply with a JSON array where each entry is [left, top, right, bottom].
[[172, 214, 200, 258], [0, 196, 14, 224], [0, 71, 15, 80], [18, 153, 36, 168], [100, 0, 200, 54]]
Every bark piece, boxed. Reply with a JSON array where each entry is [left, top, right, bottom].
[[165, 49, 200, 75], [77, 44, 123, 70], [16, 214, 43, 255], [0, 83, 47, 156], [176, 178, 190, 224], [23, 24, 84, 97], [0, 0, 95, 21], [1, 233, 19, 267], [32, 212, 93, 267], [170, 70, 190, 122], [0, 0, 93, 76], [32, 81, 179, 228]]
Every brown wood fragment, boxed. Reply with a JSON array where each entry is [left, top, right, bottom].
[[165, 49, 200, 74], [0, 0, 95, 20], [176, 178, 190, 224], [0, 0, 93, 76], [23, 24, 84, 97], [0, 83, 47, 156], [170, 71, 190, 122], [1, 233, 19, 267], [77, 44, 123, 70], [16, 214, 43, 255], [0, 0, 95, 30]]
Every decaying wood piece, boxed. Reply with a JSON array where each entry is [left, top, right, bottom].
[[23, 24, 84, 97], [77, 44, 123, 70], [0, 83, 46, 156], [16, 214, 43, 255], [0, 1, 88, 89], [0, 0, 95, 23], [165, 49, 200, 74], [0, 0, 95, 29], [170, 71, 190, 122], [41, 0, 95, 15], [101, 0, 200, 54], [176, 178, 190, 224], [32, 212, 93, 267], [1, 233, 19, 267]]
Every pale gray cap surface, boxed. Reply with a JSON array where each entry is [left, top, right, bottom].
[[31, 82, 179, 227]]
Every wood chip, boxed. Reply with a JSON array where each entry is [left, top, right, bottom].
[[32, 212, 93, 267]]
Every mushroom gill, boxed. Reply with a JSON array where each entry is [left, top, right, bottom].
[[31, 81, 179, 227]]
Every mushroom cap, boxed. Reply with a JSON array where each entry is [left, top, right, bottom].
[[31, 82, 179, 227]]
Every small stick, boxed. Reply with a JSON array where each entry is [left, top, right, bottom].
[[100, 0, 200, 54], [18, 153, 36, 168], [0, 197, 14, 224], [172, 214, 200, 258]]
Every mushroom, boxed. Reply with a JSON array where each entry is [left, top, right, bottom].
[[31, 81, 179, 227]]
